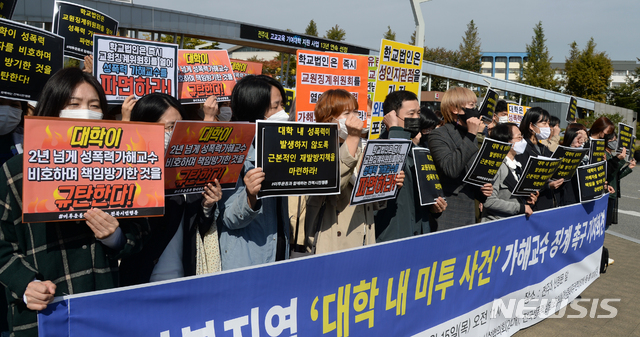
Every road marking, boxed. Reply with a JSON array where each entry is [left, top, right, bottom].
[[622, 195, 640, 200], [618, 210, 640, 218]]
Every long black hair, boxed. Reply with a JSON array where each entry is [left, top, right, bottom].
[[35, 67, 108, 117], [130, 93, 186, 123], [489, 122, 518, 143], [520, 107, 550, 140], [561, 123, 588, 147], [230, 75, 285, 122]]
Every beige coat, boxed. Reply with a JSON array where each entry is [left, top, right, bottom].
[[304, 141, 384, 254]]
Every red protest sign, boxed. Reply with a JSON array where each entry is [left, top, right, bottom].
[[23, 117, 165, 222], [164, 121, 255, 195], [295, 50, 369, 125], [178, 50, 236, 104], [230, 58, 263, 80]]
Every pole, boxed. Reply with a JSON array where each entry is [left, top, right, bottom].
[[410, 0, 431, 99]]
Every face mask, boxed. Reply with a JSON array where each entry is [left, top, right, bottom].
[[459, 107, 480, 123], [362, 118, 372, 134], [607, 139, 618, 150], [164, 131, 172, 151], [59, 109, 103, 120], [336, 118, 349, 140], [403, 117, 421, 138], [218, 107, 232, 122], [0, 106, 22, 135], [497, 116, 509, 124], [513, 139, 527, 155], [534, 125, 550, 140], [266, 109, 289, 122]]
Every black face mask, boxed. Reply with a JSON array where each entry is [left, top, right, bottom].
[[604, 133, 614, 142], [403, 118, 421, 138], [459, 107, 480, 123]]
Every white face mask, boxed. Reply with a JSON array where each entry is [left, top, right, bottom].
[[362, 118, 371, 134], [535, 125, 551, 140], [60, 109, 103, 120], [164, 131, 172, 151], [337, 118, 349, 140], [218, 107, 232, 121], [0, 106, 23, 136], [497, 116, 509, 124], [266, 109, 289, 122], [513, 139, 527, 155]]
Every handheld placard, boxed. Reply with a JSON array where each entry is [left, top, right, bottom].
[[478, 89, 499, 123], [616, 122, 634, 160], [566, 97, 578, 122], [576, 161, 607, 203], [462, 137, 511, 186], [588, 138, 606, 164], [511, 156, 562, 197], [549, 145, 589, 181], [412, 147, 445, 206]]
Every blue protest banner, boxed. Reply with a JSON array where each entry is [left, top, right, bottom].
[[38, 196, 607, 337]]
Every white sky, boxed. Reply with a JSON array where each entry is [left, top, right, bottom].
[[137, 0, 640, 62]]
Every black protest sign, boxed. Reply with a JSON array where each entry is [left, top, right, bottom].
[[284, 88, 295, 113], [462, 138, 511, 187], [0, 19, 64, 101], [588, 138, 606, 164], [413, 147, 445, 206], [256, 121, 340, 198], [52, 1, 118, 60], [0, 0, 17, 19], [617, 123, 634, 159], [576, 161, 607, 203], [350, 139, 412, 206], [511, 156, 562, 197], [566, 96, 578, 122], [479, 89, 499, 123], [550, 145, 589, 182]]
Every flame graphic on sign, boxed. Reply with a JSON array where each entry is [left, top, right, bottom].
[[125, 129, 147, 152], [41, 126, 66, 149]]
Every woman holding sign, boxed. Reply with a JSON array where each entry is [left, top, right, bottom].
[[0, 68, 149, 336], [481, 123, 537, 221], [428, 87, 493, 230], [304, 89, 404, 254], [118, 93, 223, 285], [559, 123, 590, 206]]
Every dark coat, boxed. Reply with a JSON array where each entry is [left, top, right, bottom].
[[515, 138, 557, 211]]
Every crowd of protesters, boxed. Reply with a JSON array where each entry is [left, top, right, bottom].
[[0, 62, 637, 337]]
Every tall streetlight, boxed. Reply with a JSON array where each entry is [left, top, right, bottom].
[[410, 0, 431, 95]]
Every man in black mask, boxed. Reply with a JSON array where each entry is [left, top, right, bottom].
[[375, 91, 447, 242]]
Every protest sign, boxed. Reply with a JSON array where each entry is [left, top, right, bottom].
[[256, 121, 339, 198], [52, 1, 118, 60], [284, 88, 295, 113], [588, 138, 606, 164], [616, 122, 634, 160], [350, 139, 411, 206], [367, 55, 378, 101], [413, 147, 445, 206], [372, 39, 423, 117], [566, 96, 578, 122], [23, 116, 165, 223], [39, 195, 608, 337], [0, 19, 64, 101], [230, 58, 263, 80], [507, 104, 530, 126], [368, 116, 384, 140], [479, 89, 499, 123], [462, 138, 511, 187], [164, 121, 254, 195], [576, 161, 607, 203], [511, 156, 561, 197], [549, 145, 589, 181], [177, 49, 235, 104], [295, 50, 368, 124], [0, 0, 17, 19], [93, 34, 178, 103]]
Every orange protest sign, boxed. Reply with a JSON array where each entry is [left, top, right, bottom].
[[295, 50, 369, 125], [164, 121, 255, 195], [178, 50, 235, 103], [22, 117, 165, 223], [230, 58, 264, 80]]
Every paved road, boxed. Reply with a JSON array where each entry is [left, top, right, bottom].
[[607, 166, 640, 243]]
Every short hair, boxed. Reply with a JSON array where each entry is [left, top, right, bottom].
[[130, 93, 186, 123], [561, 123, 587, 147], [314, 89, 358, 123], [588, 116, 614, 137], [440, 87, 477, 123], [489, 122, 517, 143], [495, 100, 508, 113], [520, 107, 550, 140], [35, 67, 108, 117], [230, 75, 285, 122], [549, 115, 561, 128], [382, 90, 418, 115]]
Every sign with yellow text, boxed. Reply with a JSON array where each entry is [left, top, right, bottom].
[[23, 117, 165, 222], [230, 58, 263, 80], [164, 121, 255, 195], [178, 49, 235, 104]]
